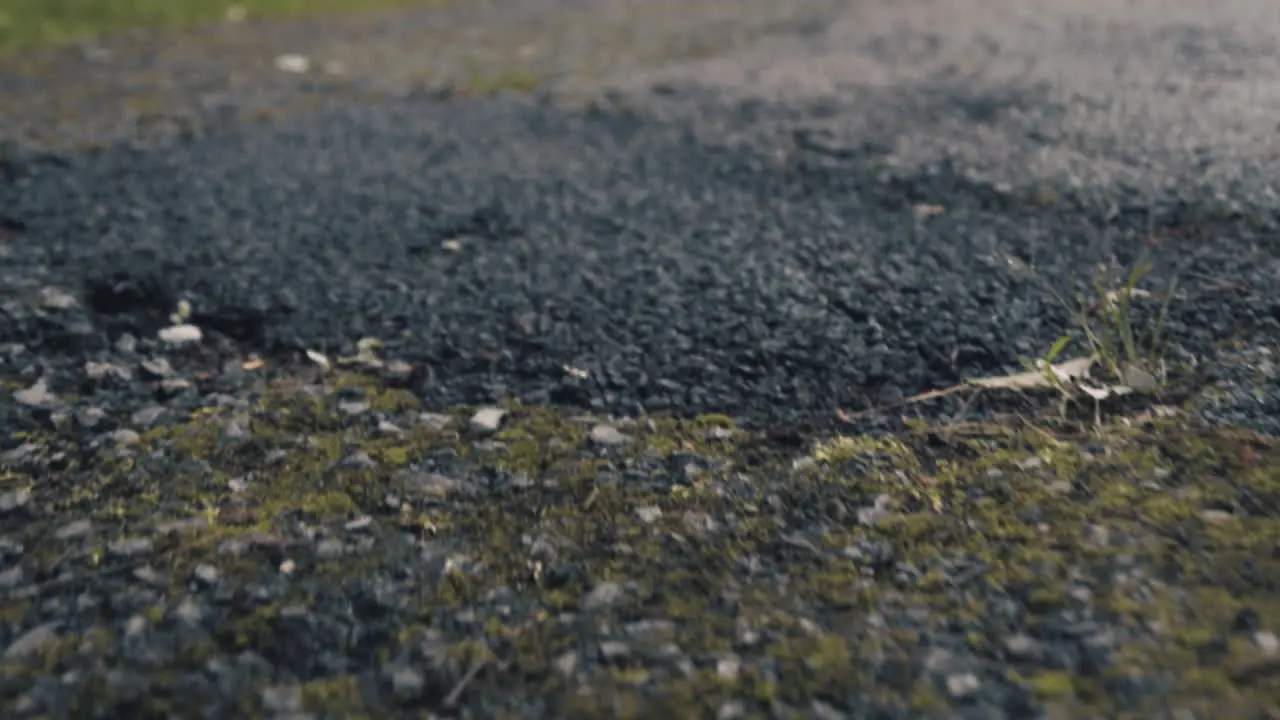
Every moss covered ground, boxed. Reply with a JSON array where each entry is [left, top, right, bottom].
[[3, 368, 1279, 717]]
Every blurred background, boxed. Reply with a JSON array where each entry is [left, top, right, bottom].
[[0, 0, 453, 54]]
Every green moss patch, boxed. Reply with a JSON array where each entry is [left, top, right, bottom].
[[4, 371, 1280, 717]]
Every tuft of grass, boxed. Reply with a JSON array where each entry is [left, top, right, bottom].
[[0, 0, 459, 55], [1017, 256, 1182, 421], [1058, 259, 1179, 389]]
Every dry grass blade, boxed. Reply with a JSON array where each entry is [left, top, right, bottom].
[[836, 356, 1100, 423], [968, 355, 1096, 391]]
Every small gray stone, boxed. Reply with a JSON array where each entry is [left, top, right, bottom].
[[682, 510, 719, 536], [192, 563, 220, 585], [924, 648, 955, 673], [130, 406, 167, 428], [140, 357, 173, 378], [111, 429, 142, 446], [582, 581, 627, 610], [39, 287, 79, 310], [1121, 363, 1158, 392], [389, 665, 425, 700], [945, 672, 981, 698], [0, 564, 23, 589], [716, 655, 742, 680], [1085, 524, 1110, 546], [552, 650, 578, 678], [1199, 509, 1234, 524], [598, 641, 631, 661], [158, 378, 191, 395], [344, 515, 373, 532], [337, 451, 376, 470], [0, 487, 31, 513], [338, 400, 369, 416], [174, 597, 203, 624], [1003, 634, 1040, 659], [857, 494, 896, 526], [471, 440, 508, 454], [376, 420, 404, 437], [634, 506, 663, 524], [2, 443, 41, 468], [108, 537, 153, 558], [624, 619, 677, 643], [14, 379, 54, 408], [124, 615, 149, 638], [382, 360, 415, 383], [154, 516, 208, 535], [3, 622, 61, 659], [1082, 629, 1116, 651], [221, 418, 250, 440], [317, 538, 346, 559], [398, 471, 463, 499], [417, 413, 453, 430], [261, 685, 302, 714], [132, 565, 165, 586], [54, 518, 92, 540], [1255, 631, 1279, 656], [75, 407, 106, 429], [85, 361, 131, 382], [589, 424, 629, 447]]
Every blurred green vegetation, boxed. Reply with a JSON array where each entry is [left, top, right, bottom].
[[0, 0, 456, 54]]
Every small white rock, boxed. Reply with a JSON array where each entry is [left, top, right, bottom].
[[1199, 509, 1234, 524], [1255, 630, 1279, 656], [158, 324, 202, 345], [945, 672, 981, 698], [552, 650, 578, 678], [14, 379, 53, 407], [470, 407, 506, 433], [0, 487, 32, 513], [305, 349, 332, 370], [39, 287, 79, 310], [274, 54, 310, 73], [634, 506, 663, 524], [589, 424, 630, 447], [417, 412, 453, 430]]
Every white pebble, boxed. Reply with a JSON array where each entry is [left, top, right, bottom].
[[158, 324, 202, 345]]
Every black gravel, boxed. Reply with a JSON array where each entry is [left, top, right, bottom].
[[4, 89, 1279, 432]]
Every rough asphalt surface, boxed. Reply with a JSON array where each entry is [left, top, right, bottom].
[[3, 0, 1280, 718]]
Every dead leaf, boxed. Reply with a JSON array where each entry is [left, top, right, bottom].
[[969, 355, 1096, 391]]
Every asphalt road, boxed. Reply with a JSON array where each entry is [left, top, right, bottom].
[[618, 0, 1280, 208], [4, 2, 1280, 719], [5, 0, 1280, 429]]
